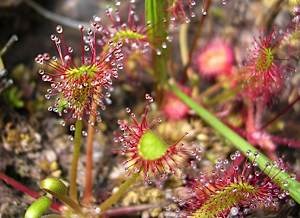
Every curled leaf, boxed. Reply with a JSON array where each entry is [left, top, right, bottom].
[[24, 196, 52, 218], [40, 177, 68, 196]]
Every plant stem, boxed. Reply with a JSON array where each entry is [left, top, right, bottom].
[[231, 126, 300, 149], [145, 0, 169, 102], [181, 0, 212, 80], [200, 82, 222, 99], [69, 120, 83, 202], [204, 85, 241, 105], [0, 171, 39, 199], [169, 82, 300, 204], [23, 0, 88, 29], [82, 102, 97, 205], [0, 35, 18, 56], [53, 193, 84, 216], [99, 173, 140, 214], [261, 95, 300, 130], [0, 172, 61, 212], [179, 23, 189, 66], [260, 0, 285, 31]]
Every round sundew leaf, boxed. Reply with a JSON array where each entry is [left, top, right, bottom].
[[24, 196, 52, 218], [138, 130, 168, 160]]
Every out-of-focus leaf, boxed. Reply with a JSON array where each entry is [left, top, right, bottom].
[[3, 86, 24, 108]]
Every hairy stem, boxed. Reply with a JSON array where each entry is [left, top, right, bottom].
[[69, 120, 83, 202], [169, 82, 300, 204], [99, 173, 140, 214]]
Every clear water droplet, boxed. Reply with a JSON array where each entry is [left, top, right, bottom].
[[56, 25, 63, 33], [70, 125, 75, 131], [145, 93, 154, 102], [60, 120, 66, 126]]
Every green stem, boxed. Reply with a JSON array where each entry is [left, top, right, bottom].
[[169, 82, 300, 204], [69, 120, 83, 202], [145, 0, 169, 95], [40, 176, 85, 216], [99, 173, 140, 213]]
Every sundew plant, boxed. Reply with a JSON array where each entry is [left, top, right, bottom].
[[0, 0, 300, 217]]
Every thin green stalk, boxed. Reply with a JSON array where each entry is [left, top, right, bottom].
[[145, 0, 169, 94], [169, 82, 300, 204], [99, 173, 140, 213], [69, 120, 83, 202]]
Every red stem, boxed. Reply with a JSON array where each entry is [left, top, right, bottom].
[[246, 101, 256, 133], [82, 102, 97, 205], [0, 171, 61, 212], [261, 95, 300, 130], [180, 0, 212, 82], [229, 126, 300, 149], [270, 135, 300, 149]]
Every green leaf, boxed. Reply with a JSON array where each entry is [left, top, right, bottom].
[[24, 196, 52, 218], [3, 86, 24, 108], [40, 177, 84, 216], [138, 130, 168, 160], [169, 82, 300, 205]]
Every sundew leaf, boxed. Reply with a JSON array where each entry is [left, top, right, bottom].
[[169, 81, 300, 205]]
